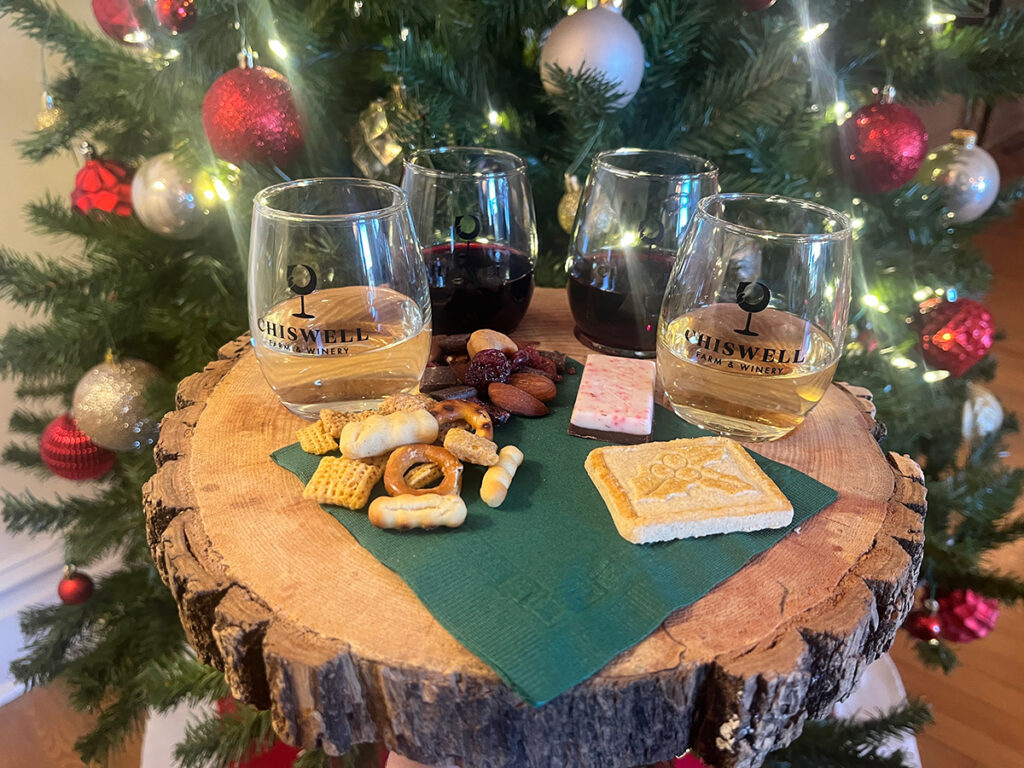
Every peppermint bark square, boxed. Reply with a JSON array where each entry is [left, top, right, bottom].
[[568, 355, 656, 444]]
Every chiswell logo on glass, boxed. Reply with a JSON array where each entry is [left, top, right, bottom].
[[255, 263, 372, 355]]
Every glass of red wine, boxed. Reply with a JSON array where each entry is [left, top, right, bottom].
[[401, 147, 537, 334], [567, 149, 719, 357]]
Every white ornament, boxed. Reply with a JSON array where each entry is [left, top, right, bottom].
[[919, 130, 1000, 224], [131, 152, 213, 239], [962, 383, 1003, 442], [539, 5, 645, 109]]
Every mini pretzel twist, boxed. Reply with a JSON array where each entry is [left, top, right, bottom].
[[429, 399, 494, 440]]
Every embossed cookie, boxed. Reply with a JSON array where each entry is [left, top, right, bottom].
[[584, 436, 793, 543]]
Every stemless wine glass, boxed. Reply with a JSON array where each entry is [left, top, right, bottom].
[[401, 147, 538, 334], [657, 193, 853, 442], [248, 178, 432, 418], [567, 148, 719, 357]]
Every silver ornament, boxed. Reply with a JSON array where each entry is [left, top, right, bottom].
[[131, 152, 214, 239], [962, 382, 1003, 442], [918, 129, 1000, 224], [72, 356, 161, 451], [539, 5, 645, 109]]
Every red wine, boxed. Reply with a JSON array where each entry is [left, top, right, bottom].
[[422, 242, 535, 334], [567, 248, 677, 353]]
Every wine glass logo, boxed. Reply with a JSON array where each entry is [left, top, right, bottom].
[[454, 214, 481, 242], [287, 264, 317, 319], [638, 218, 665, 246], [734, 281, 771, 337]]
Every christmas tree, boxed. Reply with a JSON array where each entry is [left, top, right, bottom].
[[1, 0, 1022, 765]]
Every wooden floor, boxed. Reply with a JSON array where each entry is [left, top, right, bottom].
[[1, 204, 1023, 768]]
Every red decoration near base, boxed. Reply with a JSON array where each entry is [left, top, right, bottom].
[[58, 571, 95, 605], [202, 64, 304, 167], [918, 297, 994, 378], [91, 0, 148, 45], [938, 589, 999, 642], [72, 157, 133, 217], [154, 0, 197, 33], [837, 100, 927, 194], [216, 698, 300, 768], [40, 414, 116, 480], [904, 610, 943, 641]]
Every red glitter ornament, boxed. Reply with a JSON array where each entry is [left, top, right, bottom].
[[904, 610, 943, 641], [58, 568, 95, 605], [202, 55, 304, 167], [40, 414, 116, 481], [837, 87, 927, 194], [154, 0, 197, 33], [91, 0, 148, 45], [938, 589, 999, 642], [918, 297, 994, 378], [72, 156, 133, 217]]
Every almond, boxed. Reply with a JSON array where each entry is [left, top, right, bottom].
[[488, 382, 549, 417], [509, 373, 557, 403], [467, 329, 518, 359]]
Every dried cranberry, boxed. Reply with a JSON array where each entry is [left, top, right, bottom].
[[511, 347, 557, 378], [468, 396, 511, 426], [464, 349, 511, 387], [510, 348, 531, 372]]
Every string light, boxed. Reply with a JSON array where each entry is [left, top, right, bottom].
[[927, 12, 956, 25], [268, 39, 288, 58], [212, 177, 231, 201], [801, 22, 829, 43], [862, 294, 881, 308], [913, 288, 931, 302], [488, 109, 501, 126], [833, 100, 850, 125], [400, 27, 410, 41], [924, 370, 950, 383], [891, 356, 917, 370]]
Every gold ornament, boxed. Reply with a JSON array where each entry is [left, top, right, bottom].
[[35, 91, 63, 131], [72, 353, 161, 451], [557, 173, 582, 234], [351, 83, 406, 181]]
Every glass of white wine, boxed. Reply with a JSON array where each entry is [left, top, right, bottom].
[[657, 193, 852, 441], [248, 178, 432, 418]]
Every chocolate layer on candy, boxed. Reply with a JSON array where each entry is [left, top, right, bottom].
[[568, 422, 651, 444], [569, 355, 656, 445]]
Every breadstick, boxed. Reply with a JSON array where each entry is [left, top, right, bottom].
[[340, 409, 438, 459], [479, 445, 524, 508], [368, 493, 467, 530]]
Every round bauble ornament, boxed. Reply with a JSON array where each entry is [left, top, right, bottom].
[[154, 0, 197, 33], [72, 355, 161, 451], [962, 382, 1003, 442], [904, 610, 943, 641], [937, 589, 999, 642], [351, 93, 404, 181], [740, 0, 777, 9], [557, 174, 582, 234], [58, 568, 95, 605], [540, 5, 645, 109], [202, 53, 304, 167], [917, 129, 1000, 224], [132, 152, 213, 239], [92, 0, 149, 46], [837, 86, 928, 194], [40, 414, 117, 481], [72, 150, 133, 218], [918, 297, 993, 378]]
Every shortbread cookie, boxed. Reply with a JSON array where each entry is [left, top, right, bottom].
[[480, 445, 524, 508], [296, 420, 338, 455], [302, 455, 386, 510], [443, 428, 499, 466], [585, 436, 793, 543], [340, 409, 439, 459], [368, 493, 467, 530]]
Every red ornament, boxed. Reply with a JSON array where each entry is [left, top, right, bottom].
[[154, 0, 197, 33], [216, 698, 301, 768], [58, 569, 95, 605], [938, 589, 999, 642], [40, 414, 116, 481], [72, 156, 133, 217], [918, 297, 994, 377], [740, 0, 777, 9], [837, 89, 928, 194], [904, 610, 943, 641], [91, 0, 148, 45], [202, 58, 304, 167]]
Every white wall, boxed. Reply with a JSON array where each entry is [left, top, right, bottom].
[[0, 4, 96, 705]]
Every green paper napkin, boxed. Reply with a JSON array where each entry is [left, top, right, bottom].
[[271, 361, 837, 706]]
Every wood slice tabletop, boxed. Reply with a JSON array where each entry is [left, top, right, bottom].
[[143, 287, 926, 768]]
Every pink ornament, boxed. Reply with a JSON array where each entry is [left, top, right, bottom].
[[937, 589, 999, 642]]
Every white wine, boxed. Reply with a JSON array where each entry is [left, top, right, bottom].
[[657, 303, 838, 441], [252, 285, 430, 418]]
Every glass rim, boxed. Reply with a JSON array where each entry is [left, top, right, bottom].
[[253, 177, 407, 222], [404, 146, 527, 178], [696, 193, 853, 241], [594, 148, 719, 180]]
